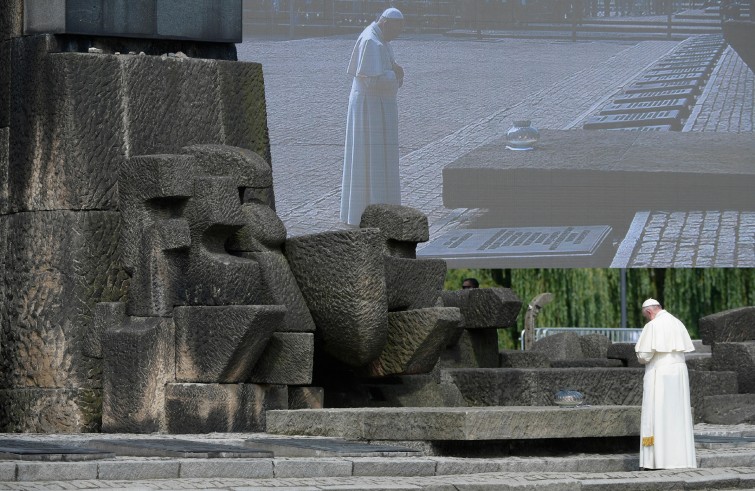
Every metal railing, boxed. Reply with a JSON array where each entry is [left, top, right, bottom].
[[520, 327, 643, 350]]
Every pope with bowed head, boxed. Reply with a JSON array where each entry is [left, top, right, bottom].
[[635, 298, 697, 470], [340, 8, 405, 225]]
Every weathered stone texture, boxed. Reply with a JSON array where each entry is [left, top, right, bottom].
[[699, 307, 755, 346], [367, 308, 461, 377], [360, 204, 429, 257], [285, 229, 387, 366], [0, 0, 23, 40], [0, 211, 127, 389], [551, 359, 623, 368], [703, 394, 755, 424], [0, 127, 7, 214], [498, 350, 551, 368], [384, 257, 445, 311], [579, 334, 612, 358], [362, 374, 467, 408], [175, 305, 284, 383], [289, 386, 324, 410], [607, 343, 643, 367], [165, 383, 287, 433], [230, 204, 286, 253], [441, 329, 501, 369], [689, 370, 739, 420], [0, 388, 101, 433], [0, 41, 10, 128], [249, 332, 315, 385], [441, 288, 522, 329], [101, 314, 175, 433], [531, 332, 584, 361], [710, 341, 755, 393]]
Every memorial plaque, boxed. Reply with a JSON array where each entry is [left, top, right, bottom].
[[0, 440, 115, 461], [651, 61, 715, 71], [609, 125, 673, 131], [625, 80, 702, 93], [417, 226, 612, 268], [583, 110, 683, 130], [599, 98, 689, 116], [244, 438, 421, 457], [87, 439, 272, 458], [613, 88, 697, 104], [648, 66, 712, 75], [663, 55, 717, 63], [637, 72, 706, 83]]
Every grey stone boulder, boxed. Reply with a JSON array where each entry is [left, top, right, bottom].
[[441, 288, 522, 329], [689, 370, 739, 421], [0, 388, 101, 433], [165, 383, 287, 433], [101, 311, 176, 433], [384, 256, 445, 311], [366, 308, 462, 377], [699, 307, 755, 346], [607, 343, 643, 368], [579, 334, 612, 358], [285, 229, 387, 366], [249, 332, 314, 385], [359, 204, 429, 257], [531, 332, 584, 361], [174, 305, 284, 383], [703, 394, 755, 424], [229, 202, 286, 252], [710, 341, 755, 393], [499, 350, 551, 368]]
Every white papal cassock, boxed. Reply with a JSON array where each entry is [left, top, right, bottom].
[[340, 22, 401, 225], [635, 310, 697, 469]]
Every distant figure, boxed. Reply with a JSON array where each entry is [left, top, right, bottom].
[[461, 278, 480, 289], [340, 8, 405, 225], [634, 299, 697, 470]]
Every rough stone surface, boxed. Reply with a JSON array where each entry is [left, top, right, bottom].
[[361, 373, 467, 408], [174, 305, 284, 383], [710, 341, 755, 393], [551, 359, 624, 368], [288, 386, 324, 410], [230, 204, 286, 252], [607, 343, 643, 367], [689, 370, 740, 421], [498, 350, 551, 368], [0, 42, 9, 129], [360, 204, 430, 257], [366, 308, 462, 377], [687, 356, 712, 371], [165, 383, 287, 433], [703, 394, 755, 424], [0, 388, 101, 432], [266, 406, 641, 441], [579, 334, 612, 358], [248, 332, 315, 385], [101, 313, 175, 433], [531, 332, 585, 361], [0, 127, 8, 214], [384, 256, 446, 312], [0, 211, 127, 390], [0, 0, 23, 40], [285, 229, 387, 366], [441, 288, 522, 329], [699, 307, 755, 346], [441, 329, 501, 369]]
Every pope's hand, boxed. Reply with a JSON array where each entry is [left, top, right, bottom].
[[393, 63, 404, 87]]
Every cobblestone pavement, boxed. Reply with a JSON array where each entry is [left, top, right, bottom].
[[238, 34, 753, 267]]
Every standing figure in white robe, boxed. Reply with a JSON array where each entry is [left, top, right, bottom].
[[340, 8, 405, 225], [635, 298, 697, 470]]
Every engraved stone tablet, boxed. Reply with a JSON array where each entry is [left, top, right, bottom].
[[0, 440, 115, 461], [244, 438, 421, 457], [87, 439, 272, 458], [583, 110, 683, 130], [613, 88, 696, 104], [599, 98, 690, 115]]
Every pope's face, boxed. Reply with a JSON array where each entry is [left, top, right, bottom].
[[382, 19, 404, 41]]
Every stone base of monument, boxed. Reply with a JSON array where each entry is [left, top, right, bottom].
[[265, 406, 640, 456]]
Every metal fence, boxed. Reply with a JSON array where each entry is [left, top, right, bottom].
[[520, 327, 643, 350]]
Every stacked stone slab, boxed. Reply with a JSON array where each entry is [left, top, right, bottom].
[[700, 307, 755, 424], [0, 0, 276, 432]]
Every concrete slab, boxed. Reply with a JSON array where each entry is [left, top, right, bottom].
[[0, 440, 114, 461], [87, 438, 272, 458], [244, 438, 421, 457], [265, 406, 641, 441]]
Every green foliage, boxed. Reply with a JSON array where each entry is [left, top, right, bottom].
[[445, 268, 755, 349]]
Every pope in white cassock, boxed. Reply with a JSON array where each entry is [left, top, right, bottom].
[[635, 298, 697, 470], [340, 8, 405, 225]]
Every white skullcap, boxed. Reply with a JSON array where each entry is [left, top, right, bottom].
[[381, 7, 404, 19], [642, 298, 661, 308]]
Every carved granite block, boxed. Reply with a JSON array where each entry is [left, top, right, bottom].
[[579, 334, 612, 358], [360, 204, 429, 257], [703, 394, 755, 424], [0, 41, 9, 128], [174, 305, 284, 383], [184, 144, 271, 189], [165, 383, 287, 433], [362, 373, 467, 408], [0, 388, 101, 433], [0, 0, 23, 41], [440, 328, 501, 369], [249, 332, 314, 385], [85, 303, 127, 359], [384, 256, 445, 312], [551, 359, 624, 368], [699, 307, 755, 346], [499, 350, 551, 368], [181, 176, 262, 306], [289, 386, 324, 410], [10, 48, 125, 212], [229, 203, 287, 252], [367, 308, 462, 377], [101, 313, 175, 433], [607, 342, 643, 368], [711, 341, 755, 393], [531, 332, 584, 361], [235, 252, 315, 333], [0, 127, 7, 214], [441, 288, 522, 329], [689, 370, 739, 421], [285, 229, 387, 366], [0, 211, 127, 390]]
